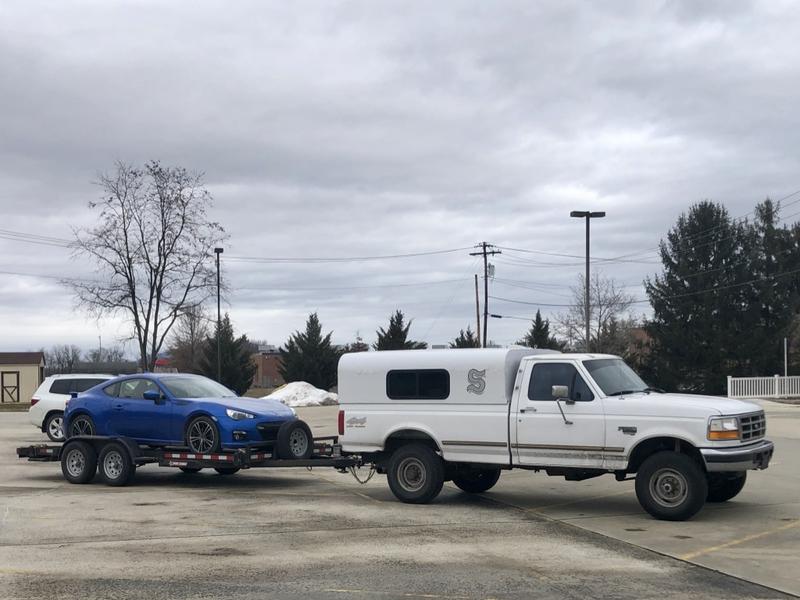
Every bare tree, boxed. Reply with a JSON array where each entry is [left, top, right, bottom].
[[44, 344, 82, 375], [168, 305, 210, 373], [557, 273, 634, 352], [68, 161, 226, 371]]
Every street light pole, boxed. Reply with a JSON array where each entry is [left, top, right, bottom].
[[570, 211, 605, 352], [214, 247, 224, 383]]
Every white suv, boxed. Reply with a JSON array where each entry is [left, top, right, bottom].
[[29, 374, 113, 441]]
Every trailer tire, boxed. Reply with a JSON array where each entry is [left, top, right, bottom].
[[61, 440, 97, 484], [276, 420, 314, 460], [707, 471, 747, 502], [635, 451, 707, 521], [98, 442, 135, 486], [452, 466, 501, 494], [44, 411, 66, 442], [387, 443, 445, 504], [179, 467, 203, 474], [214, 467, 240, 475]]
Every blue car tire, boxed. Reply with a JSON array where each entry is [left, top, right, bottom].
[[69, 414, 95, 438], [185, 415, 221, 453]]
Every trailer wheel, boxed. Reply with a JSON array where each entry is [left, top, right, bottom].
[[635, 451, 707, 521], [452, 466, 501, 494], [45, 411, 66, 442], [214, 467, 240, 475], [387, 443, 445, 504], [60, 440, 97, 484], [98, 442, 136, 486], [185, 416, 221, 453], [276, 420, 314, 459], [179, 467, 203, 474], [707, 471, 747, 502]]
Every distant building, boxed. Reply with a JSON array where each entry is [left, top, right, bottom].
[[251, 346, 284, 389], [0, 352, 45, 404]]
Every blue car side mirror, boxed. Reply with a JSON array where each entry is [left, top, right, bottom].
[[143, 390, 165, 404]]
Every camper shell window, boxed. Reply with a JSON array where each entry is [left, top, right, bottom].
[[386, 369, 450, 400]]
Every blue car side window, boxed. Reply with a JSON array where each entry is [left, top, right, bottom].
[[104, 382, 120, 397]]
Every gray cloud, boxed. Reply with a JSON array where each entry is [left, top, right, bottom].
[[1, 0, 799, 352]]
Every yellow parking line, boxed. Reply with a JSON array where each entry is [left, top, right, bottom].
[[680, 519, 800, 560]]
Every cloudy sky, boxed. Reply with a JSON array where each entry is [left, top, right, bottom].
[[2, 0, 800, 354]]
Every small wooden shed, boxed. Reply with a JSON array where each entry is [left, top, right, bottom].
[[0, 352, 45, 404]]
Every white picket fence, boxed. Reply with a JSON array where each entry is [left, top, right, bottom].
[[727, 375, 800, 399]]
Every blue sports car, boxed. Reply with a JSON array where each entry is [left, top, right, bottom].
[[63, 373, 302, 454]]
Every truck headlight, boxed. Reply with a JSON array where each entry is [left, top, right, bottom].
[[708, 416, 740, 440], [226, 408, 255, 420]]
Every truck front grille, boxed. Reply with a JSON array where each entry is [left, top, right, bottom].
[[740, 412, 766, 441]]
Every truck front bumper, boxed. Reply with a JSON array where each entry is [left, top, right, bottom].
[[701, 439, 774, 472]]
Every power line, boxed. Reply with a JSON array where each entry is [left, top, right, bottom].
[[226, 247, 472, 263]]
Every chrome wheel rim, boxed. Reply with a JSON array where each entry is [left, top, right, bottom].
[[65, 448, 85, 478], [48, 417, 64, 440], [188, 420, 215, 453], [70, 417, 93, 437], [650, 468, 688, 508], [397, 457, 426, 493], [103, 451, 124, 480], [288, 429, 308, 457]]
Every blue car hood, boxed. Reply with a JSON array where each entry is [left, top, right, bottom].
[[188, 396, 294, 418]]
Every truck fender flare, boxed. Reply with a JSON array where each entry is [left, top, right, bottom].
[[381, 424, 443, 453], [626, 434, 702, 472]]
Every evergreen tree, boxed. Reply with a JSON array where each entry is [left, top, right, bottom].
[[645, 201, 752, 393], [279, 313, 341, 390], [516, 310, 564, 350], [199, 313, 257, 395], [373, 310, 427, 350], [450, 326, 480, 348], [343, 333, 370, 353]]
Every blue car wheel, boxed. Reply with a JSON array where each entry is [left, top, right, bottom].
[[186, 416, 220, 453], [69, 414, 95, 438]]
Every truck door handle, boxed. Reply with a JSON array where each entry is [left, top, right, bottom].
[[519, 408, 536, 413]]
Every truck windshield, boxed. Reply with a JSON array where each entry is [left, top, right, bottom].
[[583, 359, 648, 396]]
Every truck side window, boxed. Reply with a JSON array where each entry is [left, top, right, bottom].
[[387, 370, 450, 400], [528, 363, 594, 402]]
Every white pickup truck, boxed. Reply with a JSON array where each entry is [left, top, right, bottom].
[[338, 348, 774, 520]]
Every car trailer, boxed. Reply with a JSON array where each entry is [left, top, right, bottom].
[[17, 434, 362, 487]]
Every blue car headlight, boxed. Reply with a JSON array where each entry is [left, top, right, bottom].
[[226, 408, 255, 420]]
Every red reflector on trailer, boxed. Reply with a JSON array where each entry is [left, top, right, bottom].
[[338, 410, 344, 436]]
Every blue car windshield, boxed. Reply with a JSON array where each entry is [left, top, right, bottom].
[[160, 376, 237, 398]]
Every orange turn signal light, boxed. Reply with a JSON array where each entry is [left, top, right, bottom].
[[708, 430, 739, 440]]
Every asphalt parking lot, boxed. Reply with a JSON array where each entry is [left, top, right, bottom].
[[1, 401, 797, 600]]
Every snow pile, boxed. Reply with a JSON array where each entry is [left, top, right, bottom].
[[262, 381, 339, 407]]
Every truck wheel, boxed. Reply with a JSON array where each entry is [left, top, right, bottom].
[[68, 414, 95, 437], [452, 467, 501, 493], [60, 441, 97, 484], [185, 416, 221, 453], [635, 451, 708, 521], [707, 472, 747, 502], [45, 411, 66, 442], [98, 442, 135, 486], [214, 467, 240, 475], [276, 420, 314, 459], [387, 443, 445, 504]]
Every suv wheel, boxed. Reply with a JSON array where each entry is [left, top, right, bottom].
[[45, 411, 66, 442]]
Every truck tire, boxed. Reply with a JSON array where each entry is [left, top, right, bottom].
[[98, 442, 136, 486], [707, 472, 747, 502], [452, 467, 501, 494], [60, 440, 97, 484], [387, 443, 445, 504], [635, 451, 708, 521], [276, 420, 314, 460], [45, 411, 66, 442]]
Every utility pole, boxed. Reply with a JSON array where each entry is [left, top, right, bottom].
[[569, 211, 605, 352], [474, 274, 481, 347], [470, 242, 501, 348], [214, 247, 224, 383]]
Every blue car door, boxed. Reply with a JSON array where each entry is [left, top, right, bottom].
[[108, 378, 173, 442]]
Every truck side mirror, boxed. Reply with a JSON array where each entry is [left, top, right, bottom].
[[551, 385, 569, 400]]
